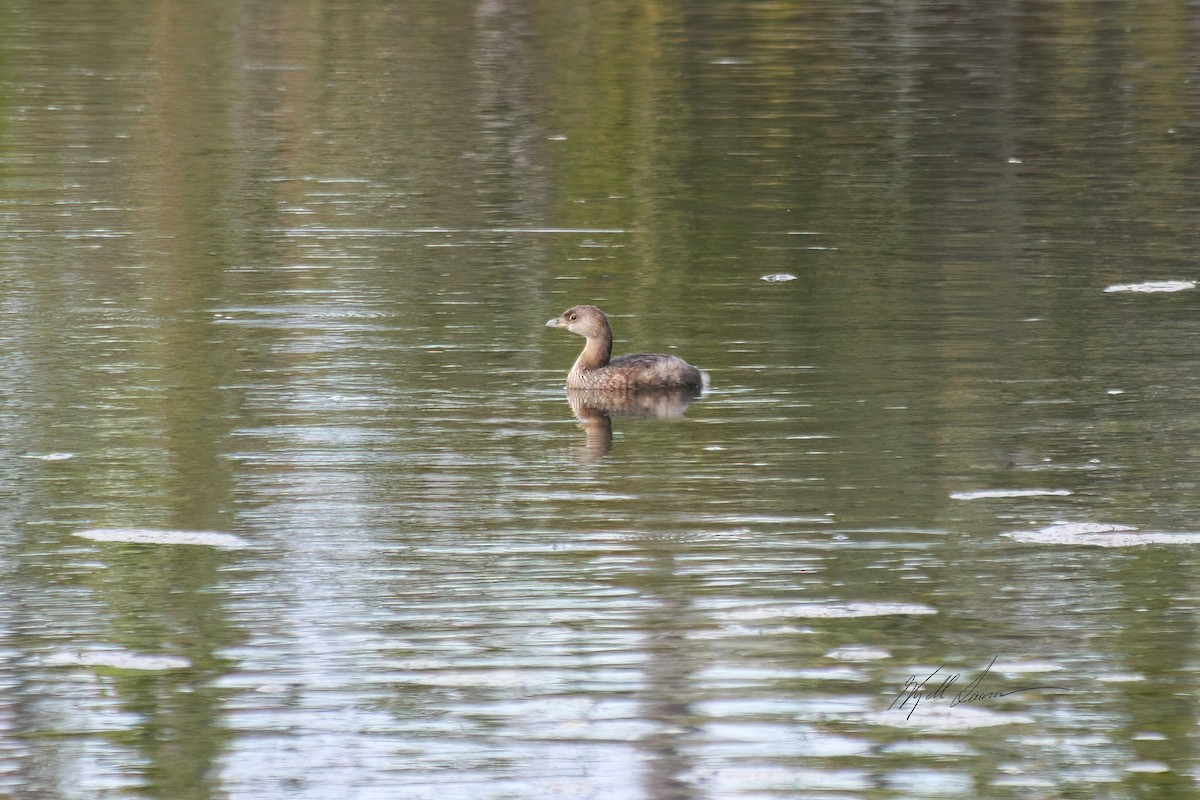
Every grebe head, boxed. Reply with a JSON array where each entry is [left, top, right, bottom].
[[545, 305, 610, 339]]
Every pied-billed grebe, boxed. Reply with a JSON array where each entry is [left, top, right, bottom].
[[546, 305, 707, 391]]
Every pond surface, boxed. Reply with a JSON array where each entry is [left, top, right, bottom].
[[3, 1, 1200, 798]]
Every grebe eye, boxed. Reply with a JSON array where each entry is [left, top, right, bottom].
[[568, 313, 577, 321]]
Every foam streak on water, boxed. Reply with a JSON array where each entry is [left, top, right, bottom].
[[74, 529, 252, 549]]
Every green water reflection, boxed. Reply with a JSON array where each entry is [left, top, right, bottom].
[[1, 1, 1199, 798]]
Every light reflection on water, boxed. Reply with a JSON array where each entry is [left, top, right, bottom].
[[3, 0, 1200, 798]]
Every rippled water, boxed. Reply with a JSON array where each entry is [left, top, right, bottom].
[[3, 1, 1200, 798]]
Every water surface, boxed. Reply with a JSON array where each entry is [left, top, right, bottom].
[[2, 1, 1200, 798]]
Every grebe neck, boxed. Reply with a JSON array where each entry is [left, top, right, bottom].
[[574, 325, 612, 372]]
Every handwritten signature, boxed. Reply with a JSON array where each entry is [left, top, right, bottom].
[[888, 656, 1065, 720]]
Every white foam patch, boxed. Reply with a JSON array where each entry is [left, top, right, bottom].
[[1004, 522, 1200, 547], [760, 273, 797, 282], [41, 649, 192, 671], [1095, 672, 1145, 683], [991, 660, 1065, 675], [1125, 761, 1171, 774], [951, 489, 1072, 500], [23, 452, 76, 461], [865, 705, 1034, 730], [75, 528, 251, 549], [826, 646, 891, 662], [717, 602, 937, 621], [1104, 280, 1195, 293]]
